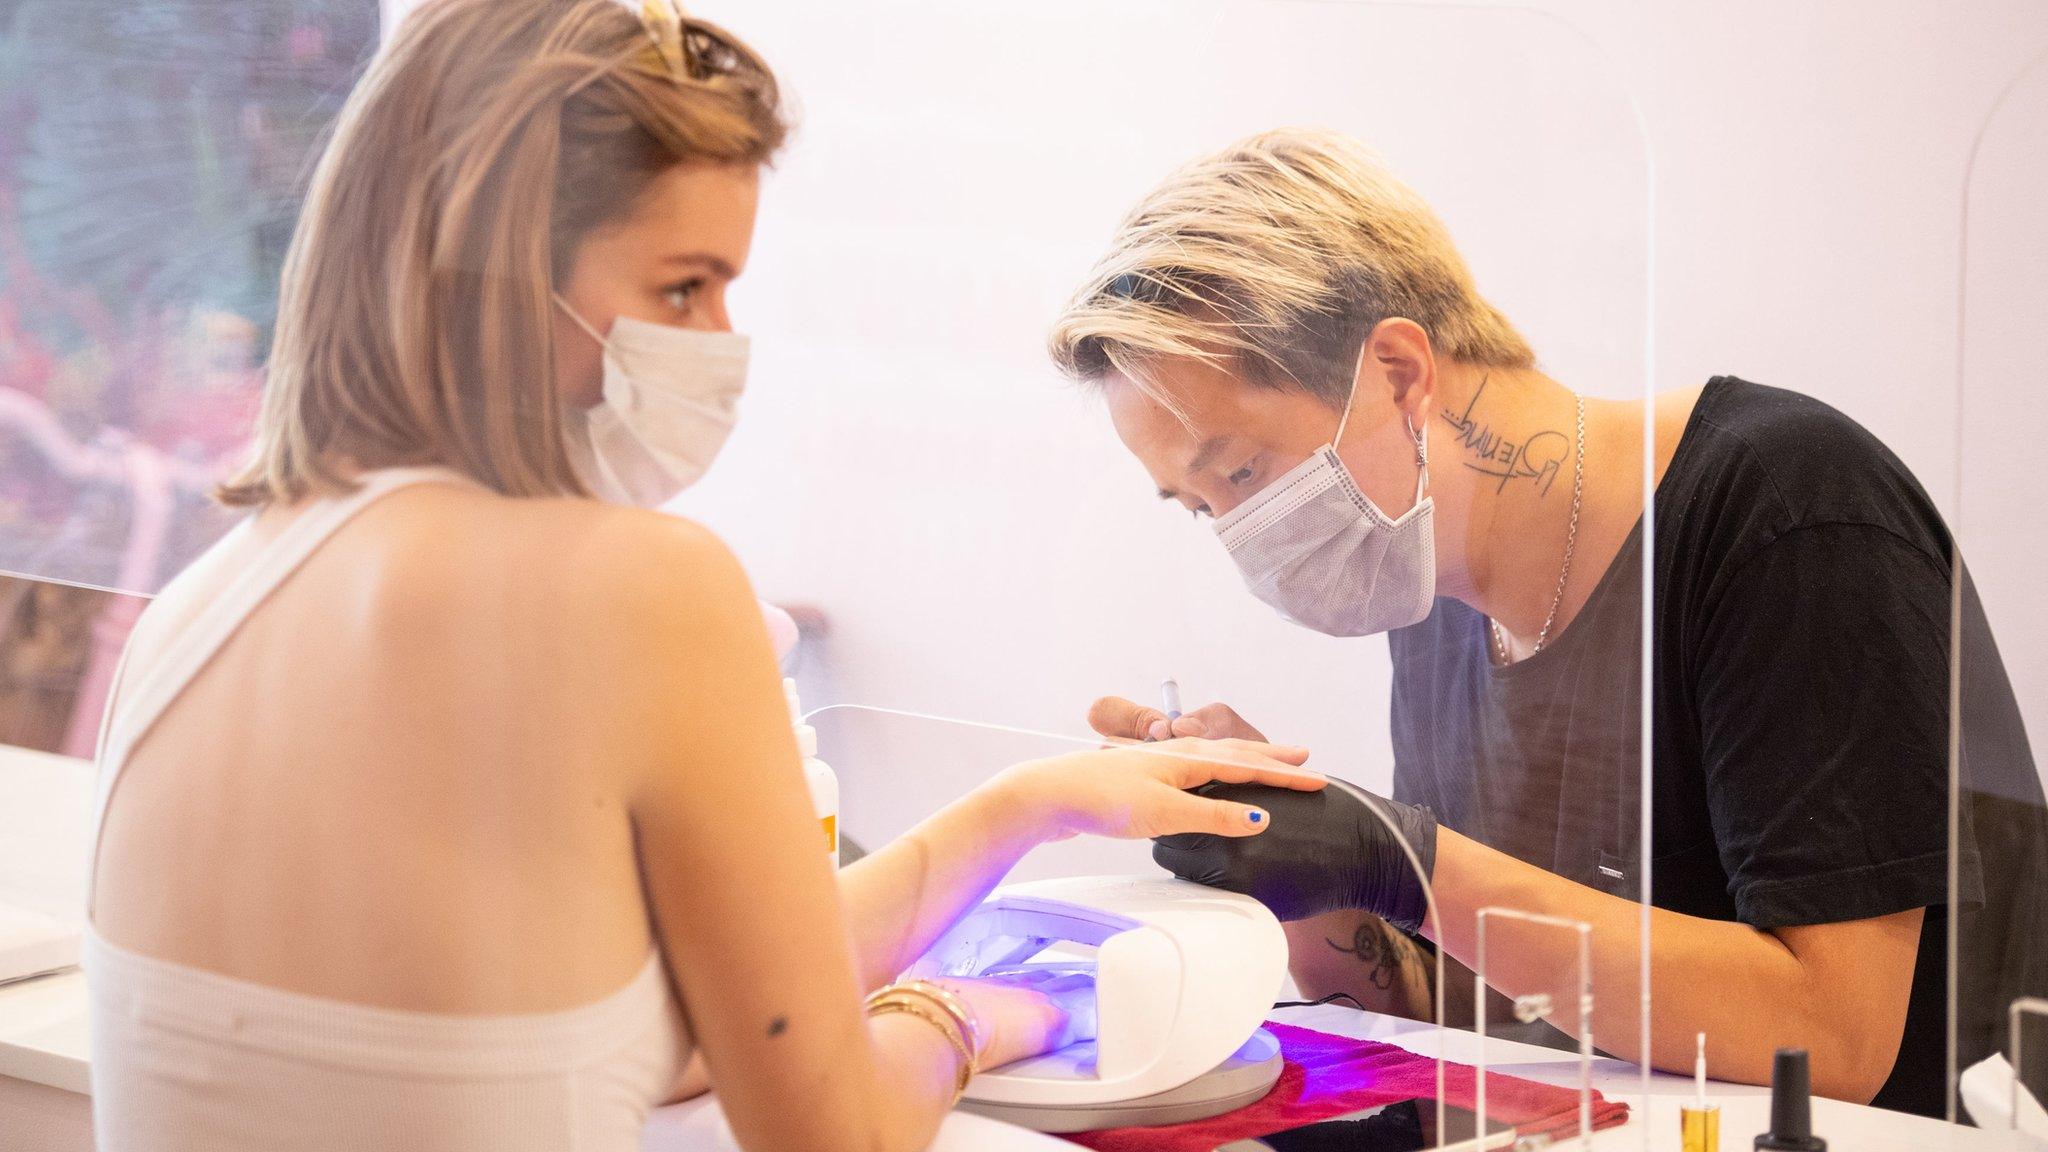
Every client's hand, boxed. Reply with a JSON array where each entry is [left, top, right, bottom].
[[993, 738, 1325, 843], [989, 968, 1097, 1053], [927, 974, 1091, 1072], [1153, 780, 1439, 932]]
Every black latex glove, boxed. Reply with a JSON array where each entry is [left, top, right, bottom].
[[1152, 779, 1438, 931]]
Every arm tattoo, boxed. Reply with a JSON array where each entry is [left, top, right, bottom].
[[1325, 918, 1413, 992]]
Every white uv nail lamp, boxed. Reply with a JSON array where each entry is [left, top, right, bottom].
[[904, 875, 1289, 1133]]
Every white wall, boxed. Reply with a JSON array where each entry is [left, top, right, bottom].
[[683, 0, 1651, 878], [380, 0, 2048, 873], [657, 0, 2048, 875]]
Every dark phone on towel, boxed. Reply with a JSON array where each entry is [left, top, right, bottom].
[[1214, 1098, 1516, 1152]]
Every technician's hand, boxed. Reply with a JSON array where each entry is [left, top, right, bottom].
[[1152, 780, 1439, 933], [1088, 695, 1270, 744], [994, 738, 1324, 843]]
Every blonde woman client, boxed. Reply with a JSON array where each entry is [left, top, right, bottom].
[[82, 3, 1322, 1150]]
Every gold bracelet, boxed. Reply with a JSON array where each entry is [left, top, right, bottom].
[[865, 991, 975, 1101], [899, 979, 986, 1062], [865, 980, 987, 1063]]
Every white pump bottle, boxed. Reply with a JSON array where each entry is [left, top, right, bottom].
[[784, 679, 838, 864]]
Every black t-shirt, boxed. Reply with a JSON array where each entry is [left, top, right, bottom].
[[1388, 377, 2047, 1117]]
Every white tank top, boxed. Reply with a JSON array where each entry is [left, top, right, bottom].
[[83, 467, 692, 1152]]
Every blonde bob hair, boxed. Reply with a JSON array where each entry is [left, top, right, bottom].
[[1048, 128, 1532, 408], [219, 0, 785, 507]]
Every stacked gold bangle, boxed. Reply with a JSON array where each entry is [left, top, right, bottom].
[[864, 979, 984, 1103]]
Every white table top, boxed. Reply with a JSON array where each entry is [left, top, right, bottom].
[[0, 744, 93, 921], [0, 742, 2021, 1148], [0, 744, 92, 1095], [2, 948, 2020, 1150]]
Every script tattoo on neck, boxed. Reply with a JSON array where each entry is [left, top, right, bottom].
[[1439, 375, 1568, 496]]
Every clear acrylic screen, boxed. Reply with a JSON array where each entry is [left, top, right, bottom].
[[0, 1, 381, 596], [696, 2, 1656, 1145], [0, 1, 378, 752], [1956, 52, 2048, 1128], [0, 2, 1658, 1146]]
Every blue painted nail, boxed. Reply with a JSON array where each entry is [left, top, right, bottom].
[[1248, 810, 1264, 824]]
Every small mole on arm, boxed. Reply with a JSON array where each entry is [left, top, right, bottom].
[[767, 1016, 788, 1038]]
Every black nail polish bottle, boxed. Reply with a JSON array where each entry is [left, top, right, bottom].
[[1754, 1048, 1826, 1151]]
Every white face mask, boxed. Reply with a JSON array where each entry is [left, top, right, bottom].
[[554, 295, 750, 507], [1212, 353, 1436, 637]]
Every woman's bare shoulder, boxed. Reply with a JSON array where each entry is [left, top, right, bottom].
[[392, 493, 764, 643], [527, 498, 752, 607]]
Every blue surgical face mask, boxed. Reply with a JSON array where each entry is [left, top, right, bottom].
[[1212, 353, 1435, 637]]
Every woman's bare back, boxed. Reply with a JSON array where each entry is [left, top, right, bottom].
[[92, 482, 680, 1015]]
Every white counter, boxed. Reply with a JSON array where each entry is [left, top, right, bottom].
[[0, 743, 94, 1150], [0, 742, 2021, 1150], [1265, 1002, 2009, 1151]]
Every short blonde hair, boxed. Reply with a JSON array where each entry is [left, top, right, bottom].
[[1048, 128, 1532, 407], [219, 0, 786, 507]]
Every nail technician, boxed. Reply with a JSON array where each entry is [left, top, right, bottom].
[[1056, 129, 2047, 1115], [79, 5, 1325, 1152]]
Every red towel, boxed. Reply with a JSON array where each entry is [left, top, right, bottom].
[[1064, 1023, 1629, 1151]]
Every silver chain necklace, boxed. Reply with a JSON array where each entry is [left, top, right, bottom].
[[1490, 393, 1584, 665]]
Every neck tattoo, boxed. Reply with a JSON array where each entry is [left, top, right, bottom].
[[1490, 393, 1584, 666]]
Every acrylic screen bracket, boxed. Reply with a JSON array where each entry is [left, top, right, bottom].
[[1474, 906, 1596, 1150]]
